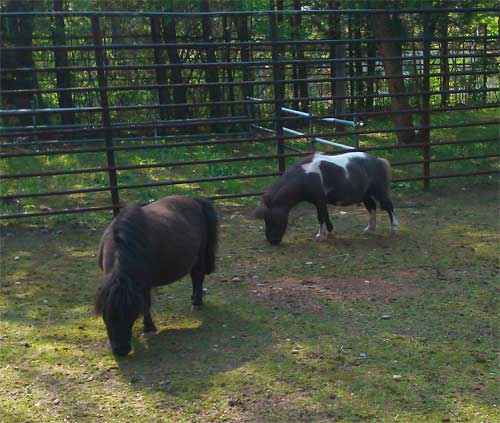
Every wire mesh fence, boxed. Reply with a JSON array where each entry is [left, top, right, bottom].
[[1, 6, 499, 219]]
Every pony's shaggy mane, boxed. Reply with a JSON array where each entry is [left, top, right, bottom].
[[264, 155, 313, 205], [95, 204, 150, 317]]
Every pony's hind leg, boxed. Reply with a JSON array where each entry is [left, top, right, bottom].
[[142, 311, 157, 338], [374, 189, 399, 234], [362, 196, 377, 234], [190, 267, 205, 311], [382, 198, 399, 234]]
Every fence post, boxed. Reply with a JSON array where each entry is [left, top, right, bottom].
[[307, 104, 315, 151], [422, 12, 431, 191], [353, 116, 359, 149], [246, 97, 255, 137], [223, 15, 236, 117], [91, 16, 120, 217], [482, 24, 488, 105], [31, 100, 39, 149], [269, 4, 286, 173]]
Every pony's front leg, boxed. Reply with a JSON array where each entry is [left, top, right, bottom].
[[142, 290, 157, 338], [142, 311, 157, 338], [190, 267, 205, 311], [315, 201, 333, 241], [362, 196, 377, 234]]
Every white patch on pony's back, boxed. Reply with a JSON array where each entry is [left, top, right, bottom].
[[301, 153, 325, 184], [318, 152, 368, 171], [301, 152, 368, 189]]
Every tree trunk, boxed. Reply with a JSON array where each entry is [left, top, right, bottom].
[[293, 0, 308, 112], [223, 16, 235, 117], [1, 0, 38, 126], [289, 10, 299, 111], [353, 14, 364, 112], [150, 16, 170, 123], [162, 17, 189, 119], [200, 0, 222, 119], [371, 13, 416, 145], [365, 39, 376, 112], [328, 1, 346, 132], [438, 14, 449, 107], [236, 15, 254, 120], [52, 0, 75, 127]]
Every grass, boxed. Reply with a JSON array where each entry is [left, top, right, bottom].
[[0, 183, 498, 422], [1, 108, 498, 221]]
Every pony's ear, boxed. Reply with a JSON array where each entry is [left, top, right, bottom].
[[253, 202, 268, 219]]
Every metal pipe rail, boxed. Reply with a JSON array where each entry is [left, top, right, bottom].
[[3, 52, 497, 74], [2, 7, 497, 17], [2, 120, 497, 158], [2, 147, 497, 201], [3, 35, 498, 52], [0, 104, 495, 150], [3, 70, 497, 96], [247, 96, 361, 150], [3, 87, 498, 120]]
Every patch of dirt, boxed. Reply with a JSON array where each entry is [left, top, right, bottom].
[[248, 275, 419, 312]]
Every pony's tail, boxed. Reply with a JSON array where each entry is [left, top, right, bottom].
[[194, 197, 219, 275]]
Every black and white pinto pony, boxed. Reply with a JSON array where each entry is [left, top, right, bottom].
[[95, 196, 218, 356], [254, 152, 398, 245]]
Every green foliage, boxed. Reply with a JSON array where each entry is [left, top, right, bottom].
[[1, 3, 498, 221]]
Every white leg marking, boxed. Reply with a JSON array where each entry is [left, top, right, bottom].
[[391, 213, 399, 234], [141, 331, 157, 339], [316, 223, 328, 241], [364, 209, 377, 234]]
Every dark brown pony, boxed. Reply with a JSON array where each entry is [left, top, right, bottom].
[[95, 196, 218, 356]]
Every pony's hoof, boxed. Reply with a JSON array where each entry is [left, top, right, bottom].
[[315, 234, 326, 242], [191, 304, 203, 311], [363, 227, 376, 235], [327, 232, 334, 239], [391, 227, 399, 236], [142, 330, 157, 339]]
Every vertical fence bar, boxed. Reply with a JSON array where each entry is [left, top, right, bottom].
[[353, 116, 359, 148], [223, 15, 236, 117], [30, 100, 39, 149], [246, 97, 255, 137], [269, 4, 286, 173], [422, 12, 432, 191], [482, 24, 488, 104], [307, 104, 315, 151], [91, 16, 120, 217]]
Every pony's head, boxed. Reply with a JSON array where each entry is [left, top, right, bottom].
[[95, 272, 146, 356], [254, 195, 288, 245]]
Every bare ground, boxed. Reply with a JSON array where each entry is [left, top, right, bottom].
[[1, 183, 499, 423]]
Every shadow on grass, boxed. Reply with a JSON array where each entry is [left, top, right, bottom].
[[111, 301, 274, 397]]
